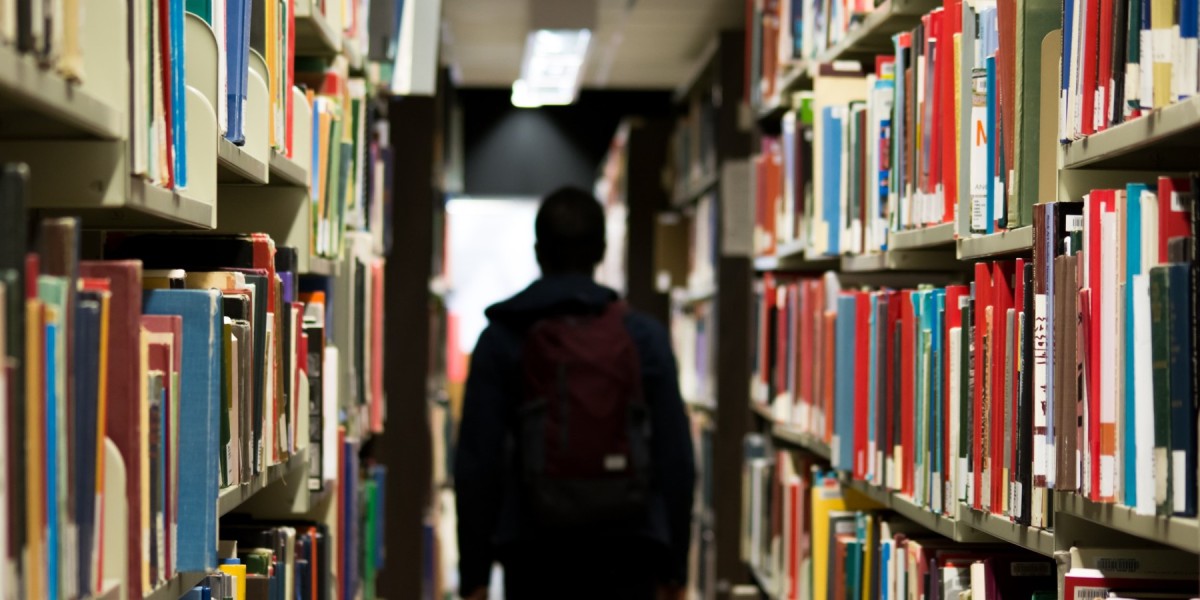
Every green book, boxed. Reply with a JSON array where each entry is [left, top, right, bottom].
[[185, 0, 213, 23], [220, 321, 233, 488]]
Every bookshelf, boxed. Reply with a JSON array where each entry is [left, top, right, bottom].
[[739, 0, 1200, 593], [0, 0, 415, 596]]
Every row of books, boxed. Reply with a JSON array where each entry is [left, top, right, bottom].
[[743, 441, 1200, 600], [753, 178, 1197, 526], [750, 0, 1060, 258], [1059, 0, 1200, 139], [672, 93, 719, 199], [0, 165, 387, 599], [0, 1, 83, 78]]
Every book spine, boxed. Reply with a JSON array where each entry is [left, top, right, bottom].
[[1149, 266, 1173, 514], [1166, 263, 1195, 516]]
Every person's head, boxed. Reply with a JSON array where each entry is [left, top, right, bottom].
[[534, 187, 607, 276]]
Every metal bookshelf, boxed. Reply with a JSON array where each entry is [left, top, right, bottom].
[[1055, 491, 1200, 555], [217, 447, 312, 517], [957, 504, 1055, 557], [888, 222, 956, 250], [217, 138, 270, 184], [0, 44, 123, 140], [957, 226, 1034, 260], [1062, 95, 1200, 171]]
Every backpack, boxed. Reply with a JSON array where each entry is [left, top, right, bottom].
[[516, 301, 652, 529]]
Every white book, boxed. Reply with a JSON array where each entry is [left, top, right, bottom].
[[1032, 293, 1049, 527], [1132, 274, 1156, 516], [782, 111, 797, 245], [950, 327, 964, 503], [1099, 210, 1118, 500]]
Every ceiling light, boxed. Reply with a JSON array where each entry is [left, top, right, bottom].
[[511, 29, 591, 108]]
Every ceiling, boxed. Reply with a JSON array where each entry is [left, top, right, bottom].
[[441, 0, 744, 90]]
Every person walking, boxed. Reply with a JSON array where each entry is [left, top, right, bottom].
[[455, 187, 695, 600]]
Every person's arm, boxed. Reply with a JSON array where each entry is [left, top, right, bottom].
[[454, 325, 511, 597], [637, 318, 696, 586]]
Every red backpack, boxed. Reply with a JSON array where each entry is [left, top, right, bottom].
[[517, 301, 652, 528]]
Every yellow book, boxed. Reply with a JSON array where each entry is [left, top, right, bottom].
[[811, 476, 879, 600], [266, 0, 278, 149], [860, 512, 876, 600], [1151, 0, 1174, 108], [90, 288, 111, 589], [138, 324, 150, 591], [25, 298, 44, 599], [143, 269, 187, 290]]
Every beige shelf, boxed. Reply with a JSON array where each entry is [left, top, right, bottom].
[[841, 478, 992, 543], [888, 222, 956, 250], [751, 564, 780, 600], [754, 240, 841, 272], [672, 170, 720, 206], [841, 252, 887, 272], [269, 149, 309, 187], [295, 0, 341, 56], [83, 579, 123, 600], [815, 0, 939, 64], [307, 256, 340, 276], [1055, 491, 1200, 554], [841, 248, 965, 273], [1061, 95, 1200, 170], [217, 137, 269, 184], [143, 572, 206, 600], [957, 503, 1055, 557], [772, 424, 833, 461], [0, 44, 123, 139], [218, 447, 310, 517], [957, 226, 1034, 260]]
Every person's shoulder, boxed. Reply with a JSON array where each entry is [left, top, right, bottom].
[[621, 308, 671, 348]]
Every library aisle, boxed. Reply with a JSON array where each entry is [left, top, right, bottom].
[[5, 0, 1200, 599]]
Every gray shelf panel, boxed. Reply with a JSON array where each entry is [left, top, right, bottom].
[[771, 424, 833, 461], [218, 447, 309, 517], [672, 171, 720, 207], [842, 478, 990, 543], [0, 45, 123, 139], [1062, 95, 1200, 170], [143, 572, 207, 600], [957, 226, 1034, 260], [888, 222, 956, 250], [295, 0, 341, 56], [750, 564, 780, 600], [217, 138, 269, 184], [816, 0, 939, 63], [306, 256, 340, 277], [957, 504, 1055, 557], [1055, 491, 1200, 554], [268, 150, 309, 187]]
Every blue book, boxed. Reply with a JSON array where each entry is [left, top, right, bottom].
[[182, 587, 204, 600], [1061, 0, 1074, 141], [1166, 264, 1196, 516], [835, 294, 858, 471], [171, 0, 188, 187], [46, 319, 60, 600], [1124, 183, 1147, 507], [823, 107, 844, 256], [985, 55, 997, 234], [225, 0, 250, 144], [143, 289, 223, 571], [311, 97, 323, 198], [75, 296, 103, 595], [1181, 0, 1198, 100]]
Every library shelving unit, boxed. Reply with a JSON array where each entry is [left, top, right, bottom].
[[738, 0, 1200, 594], [0, 0, 429, 597], [660, 30, 753, 600]]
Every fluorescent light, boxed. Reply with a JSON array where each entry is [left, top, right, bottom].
[[510, 29, 591, 108]]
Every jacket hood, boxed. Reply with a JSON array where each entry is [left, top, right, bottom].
[[484, 273, 618, 323]]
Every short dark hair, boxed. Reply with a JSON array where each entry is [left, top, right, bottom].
[[534, 187, 606, 274]]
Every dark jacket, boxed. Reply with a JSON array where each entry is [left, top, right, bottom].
[[454, 274, 696, 594]]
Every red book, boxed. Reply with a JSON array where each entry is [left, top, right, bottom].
[[941, 0, 961, 222], [1095, 0, 1115, 132], [973, 262, 993, 509], [883, 290, 902, 487], [761, 273, 777, 388], [1080, 0, 1100, 135], [928, 9, 944, 206], [78, 260, 144, 599], [1157, 177, 1193, 263], [158, 0, 175, 188], [854, 291, 871, 479], [1085, 191, 1115, 498], [776, 283, 790, 398], [142, 314, 182, 579], [799, 281, 815, 419], [998, 0, 1017, 185], [824, 310, 837, 444], [901, 291, 916, 496], [990, 261, 1014, 513]]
